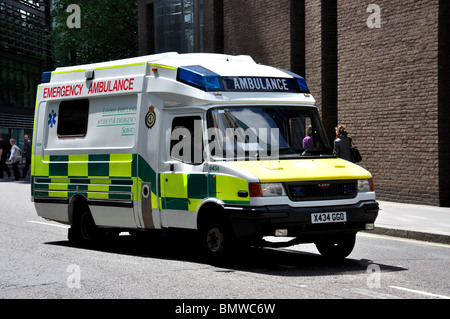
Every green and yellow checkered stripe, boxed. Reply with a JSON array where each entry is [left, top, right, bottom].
[[33, 177, 134, 200], [31, 153, 157, 203], [160, 173, 250, 211], [31, 153, 250, 210]]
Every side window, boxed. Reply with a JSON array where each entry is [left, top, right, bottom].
[[170, 116, 203, 164], [57, 99, 89, 137]]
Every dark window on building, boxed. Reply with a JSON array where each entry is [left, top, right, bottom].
[[57, 99, 89, 137]]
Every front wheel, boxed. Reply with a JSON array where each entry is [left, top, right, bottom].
[[315, 233, 356, 260], [201, 218, 238, 262]]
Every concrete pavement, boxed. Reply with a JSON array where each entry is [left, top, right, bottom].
[[372, 200, 450, 245]]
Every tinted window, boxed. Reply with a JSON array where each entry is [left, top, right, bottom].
[[57, 99, 89, 137], [170, 115, 203, 164]]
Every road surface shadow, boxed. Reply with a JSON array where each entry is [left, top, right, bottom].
[[46, 231, 407, 277]]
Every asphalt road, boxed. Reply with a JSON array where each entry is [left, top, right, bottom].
[[1, 180, 449, 303]]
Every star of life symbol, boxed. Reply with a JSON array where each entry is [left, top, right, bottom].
[[48, 110, 57, 128]]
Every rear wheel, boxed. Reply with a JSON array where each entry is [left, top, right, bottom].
[[315, 233, 356, 260], [68, 208, 102, 245]]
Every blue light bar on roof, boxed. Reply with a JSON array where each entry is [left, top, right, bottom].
[[41, 71, 52, 83], [177, 65, 223, 92], [177, 65, 310, 94], [280, 69, 310, 93]]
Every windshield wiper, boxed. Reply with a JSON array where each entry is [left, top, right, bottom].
[[271, 147, 334, 159], [278, 147, 297, 155], [301, 147, 332, 157]]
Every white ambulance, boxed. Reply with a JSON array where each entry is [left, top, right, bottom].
[[32, 52, 378, 260]]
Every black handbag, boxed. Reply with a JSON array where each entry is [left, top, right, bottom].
[[350, 145, 362, 163]]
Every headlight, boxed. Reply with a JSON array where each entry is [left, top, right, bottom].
[[261, 183, 286, 196], [248, 182, 286, 197], [358, 179, 374, 192]]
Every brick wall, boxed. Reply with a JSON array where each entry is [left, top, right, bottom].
[[222, 0, 292, 70], [203, 0, 224, 53], [305, 0, 323, 117], [337, 0, 440, 205]]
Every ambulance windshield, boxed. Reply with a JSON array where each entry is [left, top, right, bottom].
[[207, 106, 332, 160]]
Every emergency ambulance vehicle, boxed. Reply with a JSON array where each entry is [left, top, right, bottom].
[[32, 52, 378, 260]]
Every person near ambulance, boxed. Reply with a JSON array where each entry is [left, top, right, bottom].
[[21, 134, 32, 179], [333, 125, 352, 162], [0, 135, 11, 179], [8, 138, 22, 180]]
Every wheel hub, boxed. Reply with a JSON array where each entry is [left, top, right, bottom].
[[207, 226, 224, 253]]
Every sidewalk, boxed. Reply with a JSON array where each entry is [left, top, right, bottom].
[[372, 200, 450, 245]]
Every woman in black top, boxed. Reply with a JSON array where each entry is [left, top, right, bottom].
[[334, 125, 352, 162]]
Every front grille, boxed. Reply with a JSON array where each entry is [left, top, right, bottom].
[[285, 180, 357, 201]]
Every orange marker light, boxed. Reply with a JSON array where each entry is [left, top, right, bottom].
[[249, 182, 262, 197]]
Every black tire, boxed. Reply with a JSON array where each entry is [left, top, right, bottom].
[[68, 208, 102, 245], [315, 233, 356, 260], [201, 217, 238, 262]]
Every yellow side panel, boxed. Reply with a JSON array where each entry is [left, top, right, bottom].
[[216, 175, 248, 202], [33, 155, 50, 176], [109, 154, 133, 177], [164, 173, 188, 198], [68, 154, 89, 176]]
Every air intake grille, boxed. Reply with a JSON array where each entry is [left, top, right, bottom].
[[285, 180, 357, 201]]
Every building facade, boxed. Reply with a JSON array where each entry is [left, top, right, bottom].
[[139, 0, 450, 206], [0, 0, 52, 149], [139, 0, 203, 55]]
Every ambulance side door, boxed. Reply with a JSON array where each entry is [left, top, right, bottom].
[[160, 113, 207, 229]]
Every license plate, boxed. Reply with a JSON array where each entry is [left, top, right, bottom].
[[311, 212, 347, 224]]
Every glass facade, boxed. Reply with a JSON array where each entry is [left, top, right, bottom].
[[0, 55, 41, 110], [0, 0, 52, 145], [153, 0, 203, 53]]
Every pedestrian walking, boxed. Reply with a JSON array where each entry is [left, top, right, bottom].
[[7, 138, 22, 181], [0, 135, 11, 179], [333, 125, 352, 162], [21, 134, 32, 179]]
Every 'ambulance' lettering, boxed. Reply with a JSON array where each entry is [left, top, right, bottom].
[[88, 78, 134, 94], [226, 77, 296, 92]]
